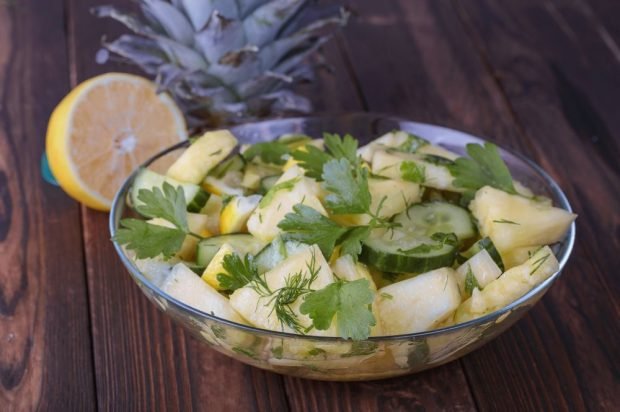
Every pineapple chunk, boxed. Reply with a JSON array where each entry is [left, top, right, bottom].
[[416, 144, 460, 160], [200, 194, 223, 235], [455, 249, 502, 297], [133, 257, 175, 288], [201, 243, 236, 290], [331, 255, 382, 336], [454, 246, 559, 322], [371, 150, 461, 191], [202, 171, 245, 196], [219, 195, 262, 234], [358, 131, 413, 162], [241, 163, 280, 190], [167, 130, 237, 183], [332, 178, 421, 226], [230, 245, 337, 335], [148, 213, 210, 260], [503, 245, 543, 269], [162, 263, 247, 325], [469, 186, 576, 254], [247, 166, 327, 242], [377, 268, 461, 334], [330, 255, 376, 289]]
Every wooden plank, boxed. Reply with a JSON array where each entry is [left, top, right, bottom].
[[66, 0, 361, 410], [452, 1, 620, 410], [336, 0, 609, 410], [0, 0, 95, 410], [280, 1, 508, 410], [64, 0, 290, 409]]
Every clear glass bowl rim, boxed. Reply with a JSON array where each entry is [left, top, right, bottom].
[[109, 112, 576, 343]]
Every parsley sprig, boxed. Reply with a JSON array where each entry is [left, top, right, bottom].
[[300, 278, 376, 340], [113, 182, 204, 259], [448, 143, 517, 194], [281, 134, 398, 259]]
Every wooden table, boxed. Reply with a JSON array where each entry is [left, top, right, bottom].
[[1, 0, 618, 410]]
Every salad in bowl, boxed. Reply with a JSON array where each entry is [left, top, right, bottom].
[[110, 114, 576, 380]]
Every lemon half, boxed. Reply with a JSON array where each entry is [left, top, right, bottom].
[[46, 73, 187, 211]]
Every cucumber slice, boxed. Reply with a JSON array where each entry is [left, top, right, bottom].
[[196, 234, 266, 267], [457, 237, 505, 271], [131, 169, 209, 213], [209, 154, 246, 178], [394, 202, 476, 241], [361, 231, 458, 273], [254, 237, 306, 273], [259, 175, 281, 194]]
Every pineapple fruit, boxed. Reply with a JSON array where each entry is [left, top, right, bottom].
[[94, 0, 348, 127], [230, 244, 337, 335], [376, 267, 461, 334], [247, 165, 326, 242], [469, 186, 576, 255], [455, 246, 559, 322], [162, 263, 247, 325]]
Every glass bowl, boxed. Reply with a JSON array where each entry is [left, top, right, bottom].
[[109, 113, 575, 381]]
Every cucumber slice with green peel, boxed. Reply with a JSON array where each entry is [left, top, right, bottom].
[[186, 189, 210, 213], [394, 202, 476, 241], [361, 231, 458, 273], [259, 175, 281, 194], [131, 169, 209, 213], [457, 237, 504, 271], [254, 237, 306, 274], [196, 234, 265, 267], [209, 154, 246, 178]]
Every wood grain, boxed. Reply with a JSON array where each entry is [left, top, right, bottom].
[[0, 0, 95, 410], [3, 0, 614, 410], [65, 0, 364, 410], [337, 0, 619, 411], [452, 1, 620, 410]]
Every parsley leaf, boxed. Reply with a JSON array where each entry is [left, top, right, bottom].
[[113, 219, 186, 259], [339, 226, 372, 260], [323, 133, 359, 164], [291, 133, 359, 180], [448, 143, 517, 194], [242, 142, 291, 165], [322, 158, 371, 215], [217, 253, 262, 292], [277, 204, 348, 258], [300, 279, 376, 340], [464, 264, 481, 295], [396, 132, 428, 153], [135, 182, 188, 231], [290, 145, 332, 180], [400, 161, 425, 183]]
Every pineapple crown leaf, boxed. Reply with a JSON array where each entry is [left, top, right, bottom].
[[93, 0, 348, 126]]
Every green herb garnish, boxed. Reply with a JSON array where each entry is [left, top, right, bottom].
[[114, 183, 204, 259], [217, 254, 263, 292], [464, 264, 481, 295], [493, 218, 520, 225], [400, 160, 425, 183], [242, 141, 291, 165], [300, 278, 376, 340], [448, 143, 517, 194]]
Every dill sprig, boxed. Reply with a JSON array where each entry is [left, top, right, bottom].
[[250, 250, 321, 333]]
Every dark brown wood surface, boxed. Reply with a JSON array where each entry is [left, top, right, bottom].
[[0, 0, 618, 411]]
